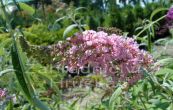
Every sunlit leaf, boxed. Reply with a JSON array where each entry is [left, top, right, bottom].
[[155, 58, 173, 68], [54, 16, 67, 24], [75, 7, 86, 12], [19, 2, 35, 15], [109, 86, 122, 110], [167, 103, 173, 110], [63, 24, 86, 38], [0, 69, 14, 77], [63, 24, 78, 38]]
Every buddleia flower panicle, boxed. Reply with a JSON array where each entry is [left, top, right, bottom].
[[56, 30, 153, 85], [166, 7, 173, 21], [166, 7, 173, 29]]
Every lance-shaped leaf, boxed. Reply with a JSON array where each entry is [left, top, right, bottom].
[[11, 34, 50, 110], [11, 40, 32, 101], [109, 86, 122, 110], [0, 69, 14, 77], [63, 24, 86, 38]]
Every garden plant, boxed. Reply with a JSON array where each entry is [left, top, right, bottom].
[[1, 0, 173, 110]]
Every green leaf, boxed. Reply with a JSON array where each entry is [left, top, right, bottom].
[[154, 38, 169, 45], [63, 24, 78, 38], [11, 38, 32, 101], [109, 86, 122, 110], [155, 58, 173, 68], [70, 99, 79, 108], [169, 28, 173, 38], [148, 99, 161, 105], [75, 7, 86, 12], [149, 8, 168, 39], [21, 104, 30, 110], [0, 69, 14, 77], [11, 34, 50, 110], [163, 72, 171, 83], [5, 100, 13, 110], [33, 98, 50, 110], [150, 8, 168, 21], [167, 103, 173, 110], [19, 2, 35, 15], [63, 24, 86, 38], [54, 16, 67, 24]]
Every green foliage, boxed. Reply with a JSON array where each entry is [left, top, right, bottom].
[[0, 34, 13, 88], [23, 23, 79, 45], [0, 33, 11, 47], [28, 62, 64, 89], [135, 7, 168, 52], [76, 1, 170, 35]]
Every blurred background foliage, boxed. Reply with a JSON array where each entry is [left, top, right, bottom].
[[61, 0, 172, 35], [1, 0, 172, 45]]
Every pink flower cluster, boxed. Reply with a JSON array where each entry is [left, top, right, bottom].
[[0, 88, 6, 99], [166, 7, 173, 21], [166, 7, 173, 29], [58, 30, 153, 85]]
